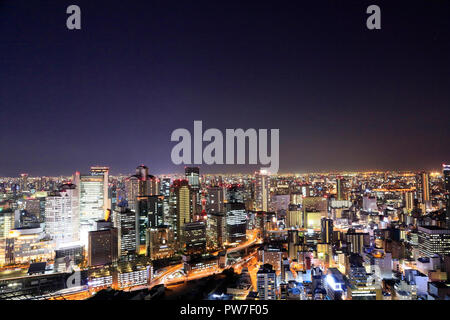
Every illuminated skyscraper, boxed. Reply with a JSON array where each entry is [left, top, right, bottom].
[[255, 170, 270, 212], [336, 177, 345, 201], [0, 210, 14, 239], [146, 225, 175, 259], [321, 218, 333, 244], [124, 165, 157, 212], [170, 179, 191, 243], [207, 212, 225, 249], [206, 186, 224, 214], [183, 221, 206, 255], [346, 231, 369, 255], [76, 167, 110, 248], [134, 195, 164, 253], [88, 226, 118, 267], [404, 191, 414, 213], [90, 166, 111, 210], [416, 171, 430, 206], [160, 178, 171, 223], [185, 167, 200, 190], [44, 183, 80, 249], [225, 185, 247, 243], [185, 167, 201, 221], [418, 226, 450, 257], [443, 164, 450, 229], [287, 229, 301, 260], [113, 202, 137, 259], [287, 204, 303, 229]]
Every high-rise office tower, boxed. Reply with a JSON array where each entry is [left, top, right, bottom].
[[88, 226, 118, 267], [257, 264, 277, 300], [124, 165, 157, 212], [321, 218, 333, 244], [336, 177, 345, 201], [76, 167, 110, 248], [404, 191, 414, 213], [418, 226, 450, 257], [185, 167, 200, 190], [44, 183, 80, 249], [160, 178, 171, 223], [225, 185, 247, 243], [113, 202, 137, 259], [146, 225, 175, 260], [135, 195, 164, 253], [286, 204, 303, 229], [287, 230, 301, 260], [25, 198, 45, 223], [206, 212, 225, 249], [170, 179, 191, 244], [183, 221, 207, 255], [416, 171, 430, 204], [255, 170, 270, 212], [160, 178, 171, 197], [443, 164, 450, 229], [90, 166, 111, 210], [147, 195, 164, 228], [346, 231, 369, 255], [185, 167, 201, 221], [0, 210, 14, 239], [206, 186, 224, 214]]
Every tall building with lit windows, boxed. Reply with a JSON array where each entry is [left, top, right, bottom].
[[134, 195, 164, 253], [336, 177, 345, 201], [0, 210, 15, 266], [257, 264, 277, 300], [404, 191, 414, 213], [185, 167, 201, 221], [88, 226, 118, 267], [185, 167, 200, 190], [443, 164, 450, 229], [75, 167, 110, 248], [170, 179, 191, 244], [160, 178, 171, 223], [146, 225, 175, 260], [321, 218, 333, 244], [206, 186, 224, 214], [225, 185, 247, 243], [416, 171, 430, 212], [418, 226, 450, 257], [44, 183, 80, 249], [113, 202, 137, 259], [207, 212, 225, 249], [124, 165, 158, 212], [287, 204, 303, 229], [183, 221, 206, 255], [255, 170, 270, 212]]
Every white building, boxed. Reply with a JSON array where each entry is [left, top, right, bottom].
[[45, 183, 80, 249]]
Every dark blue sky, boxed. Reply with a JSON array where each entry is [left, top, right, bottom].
[[0, 0, 449, 176]]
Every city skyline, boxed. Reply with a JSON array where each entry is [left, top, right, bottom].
[[0, 164, 449, 178], [1, 0, 450, 176], [1, 164, 450, 300]]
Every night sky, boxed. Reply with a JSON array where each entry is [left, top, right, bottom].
[[0, 0, 449, 176]]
